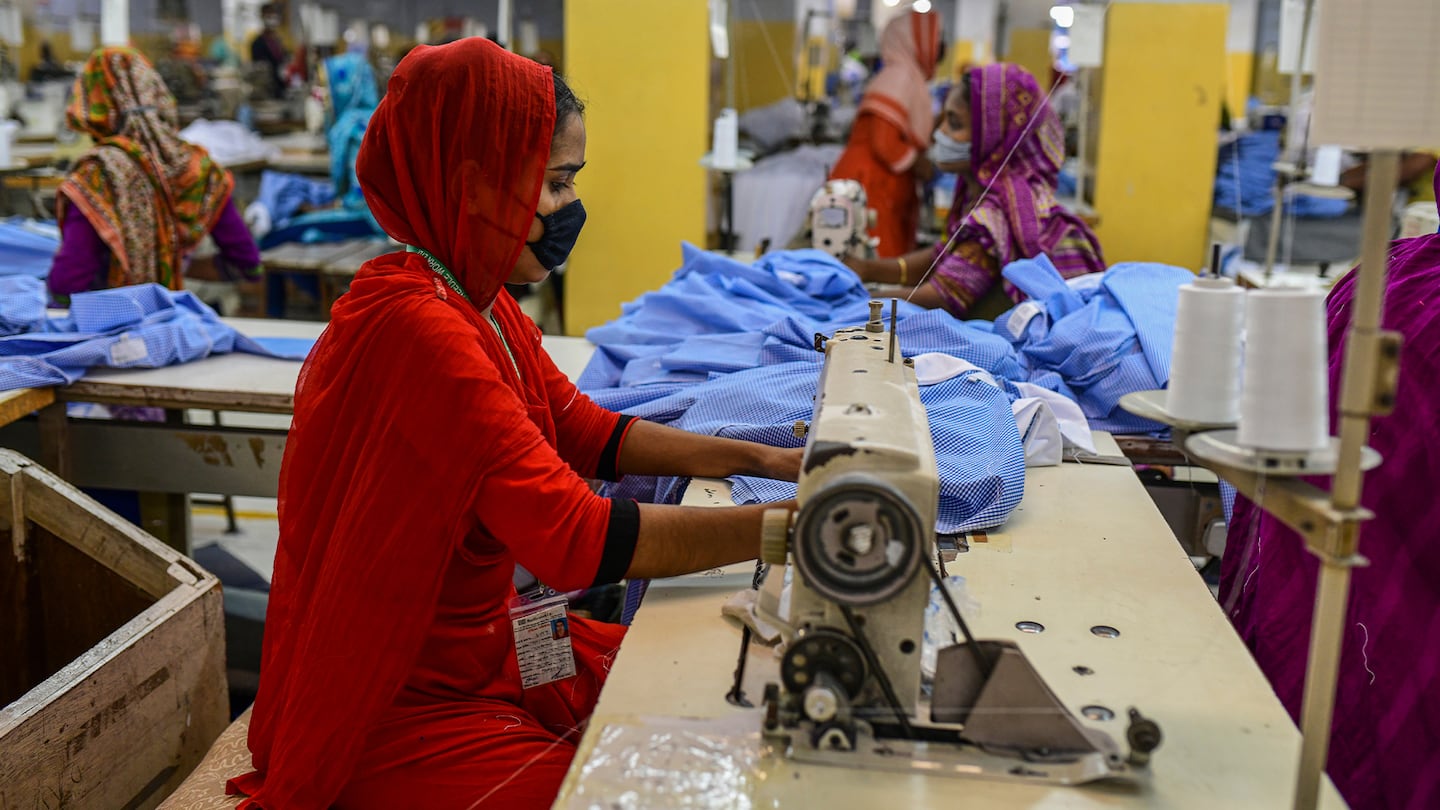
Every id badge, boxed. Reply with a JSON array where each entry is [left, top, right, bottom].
[[508, 592, 577, 689]]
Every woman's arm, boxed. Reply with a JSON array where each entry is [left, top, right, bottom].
[[626, 501, 794, 579], [617, 418, 802, 482], [209, 197, 262, 280], [48, 206, 110, 298], [865, 280, 948, 310], [844, 247, 936, 286]]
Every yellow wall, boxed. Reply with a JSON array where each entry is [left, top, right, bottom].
[[564, 0, 709, 335], [1006, 28, 1053, 89], [1092, 3, 1225, 270], [1225, 51, 1254, 114], [731, 19, 796, 112]]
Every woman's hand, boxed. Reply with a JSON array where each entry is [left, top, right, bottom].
[[743, 445, 804, 482]]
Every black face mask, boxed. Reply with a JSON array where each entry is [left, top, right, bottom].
[[527, 199, 586, 271]]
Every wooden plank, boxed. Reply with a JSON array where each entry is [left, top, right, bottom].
[[32, 525, 154, 686], [0, 584, 227, 809], [260, 239, 373, 272], [322, 239, 395, 276], [20, 463, 197, 600], [0, 388, 51, 431], [36, 401, 69, 479]]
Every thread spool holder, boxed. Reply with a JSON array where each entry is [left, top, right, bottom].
[[1122, 151, 1405, 810]]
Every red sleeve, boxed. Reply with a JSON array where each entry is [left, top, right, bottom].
[[536, 336, 636, 481], [867, 116, 919, 174], [471, 421, 638, 591]]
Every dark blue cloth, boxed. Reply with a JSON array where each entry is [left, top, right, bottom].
[[0, 282, 302, 390]]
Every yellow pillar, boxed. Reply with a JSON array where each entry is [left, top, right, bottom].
[[1092, 2, 1226, 270], [1006, 28, 1053, 89], [563, 0, 709, 335], [1225, 52, 1255, 114]]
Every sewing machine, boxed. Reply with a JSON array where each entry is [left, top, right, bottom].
[[808, 179, 877, 261], [754, 301, 1161, 785]]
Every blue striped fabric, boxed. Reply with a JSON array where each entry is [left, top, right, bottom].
[[0, 282, 301, 391], [998, 257, 1195, 434], [0, 277, 46, 336], [583, 246, 1029, 533]]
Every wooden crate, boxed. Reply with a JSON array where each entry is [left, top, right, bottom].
[[0, 450, 227, 809]]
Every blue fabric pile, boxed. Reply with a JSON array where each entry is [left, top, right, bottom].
[[994, 256, 1193, 434], [0, 218, 61, 279], [1213, 130, 1350, 219], [579, 247, 1195, 531], [0, 281, 307, 390], [581, 245, 1031, 533]]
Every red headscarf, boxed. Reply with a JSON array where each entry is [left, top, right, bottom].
[[229, 39, 568, 809], [858, 9, 944, 148]]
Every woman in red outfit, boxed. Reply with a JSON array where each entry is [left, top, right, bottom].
[[828, 8, 943, 257], [227, 39, 798, 809]]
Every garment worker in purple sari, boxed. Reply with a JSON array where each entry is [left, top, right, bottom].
[[1220, 170, 1440, 809], [845, 63, 1104, 317]]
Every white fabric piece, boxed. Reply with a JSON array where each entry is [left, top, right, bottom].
[[912, 352, 999, 388], [179, 119, 281, 166], [243, 201, 272, 239], [1014, 381, 1097, 455], [1012, 397, 1063, 467], [730, 144, 845, 253], [720, 588, 785, 646], [1004, 299, 1046, 339], [921, 575, 982, 680]]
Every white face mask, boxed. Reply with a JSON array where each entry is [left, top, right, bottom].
[[929, 128, 971, 165]]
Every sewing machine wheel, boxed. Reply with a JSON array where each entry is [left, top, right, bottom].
[[781, 628, 867, 699], [793, 480, 925, 606]]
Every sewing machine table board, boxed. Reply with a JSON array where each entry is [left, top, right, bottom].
[[554, 433, 1345, 808]]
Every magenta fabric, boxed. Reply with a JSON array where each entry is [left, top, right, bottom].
[[48, 197, 260, 298], [1220, 225, 1440, 809], [931, 64, 1104, 316]]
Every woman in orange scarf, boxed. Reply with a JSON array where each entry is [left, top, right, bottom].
[[49, 47, 258, 298], [828, 8, 944, 257], [227, 39, 797, 809]]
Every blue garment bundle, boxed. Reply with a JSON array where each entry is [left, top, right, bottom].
[[580, 244, 1029, 533], [995, 256, 1194, 434], [256, 170, 336, 228], [1214, 130, 1351, 220], [0, 282, 306, 391], [0, 218, 61, 279]]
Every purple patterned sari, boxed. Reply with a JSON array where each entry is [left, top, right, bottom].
[[1219, 189, 1440, 808], [931, 64, 1104, 316]]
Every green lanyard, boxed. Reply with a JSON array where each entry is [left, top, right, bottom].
[[407, 246, 521, 381]]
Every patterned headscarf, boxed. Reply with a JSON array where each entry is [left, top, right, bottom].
[[58, 47, 233, 290], [933, 64, 1104, 314]]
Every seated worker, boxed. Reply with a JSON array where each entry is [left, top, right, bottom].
[[48, 48, 259, 299], [846, 63, 1105, 318], [1220, 170, 1440, 810], [828, 8, 943, 257], [226, 40, 800, 809]]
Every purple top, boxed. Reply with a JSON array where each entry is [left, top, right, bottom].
[[1220, 221, 1440, 808], [48, 197, 262, 298]]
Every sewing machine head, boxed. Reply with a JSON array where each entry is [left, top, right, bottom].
[[756, 302, 1159, 785], [808, 179, 878, 261]]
